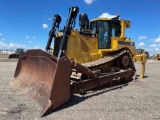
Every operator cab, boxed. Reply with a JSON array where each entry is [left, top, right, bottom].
[[90, 16, 121, 49], [79, 13, 121, 49]]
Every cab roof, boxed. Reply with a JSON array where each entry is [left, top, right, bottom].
[[90, 17, 112, 22]]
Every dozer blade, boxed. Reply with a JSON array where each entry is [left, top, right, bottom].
[[11, 49, 72, 117]]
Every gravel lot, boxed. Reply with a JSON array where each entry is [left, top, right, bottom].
[[0, 59, 160, 120]]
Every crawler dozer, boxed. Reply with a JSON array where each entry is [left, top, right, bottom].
[[11, 6, 147, 116], [8, 48, 25, 59], [156, 54, 160, 60], [136, 48, 149, 59]]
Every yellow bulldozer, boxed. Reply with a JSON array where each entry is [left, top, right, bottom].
[[11, 6, 147, 116], [8, 48, 25, 59], [156, 54, 160, 60], [136, 48, 149, 58]]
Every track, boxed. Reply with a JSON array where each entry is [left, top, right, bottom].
[[70, 50, 136, 94], [82, 50, 135, 70], [72, 49, 136, 79], [82, 50, 126, 68]]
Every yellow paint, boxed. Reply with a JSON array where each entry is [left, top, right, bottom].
[[56, 17, 146, 78], [156, 54, 160, 60], [66, 30, 100, 63], [133, 50, 147, 78], [66, 28, 137, 64]]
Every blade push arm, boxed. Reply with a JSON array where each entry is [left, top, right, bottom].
[[45, 14, 61, 51], [58, 6, 79, 59]]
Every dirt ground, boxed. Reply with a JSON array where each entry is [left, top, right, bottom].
[[0, 59, 160, 120]]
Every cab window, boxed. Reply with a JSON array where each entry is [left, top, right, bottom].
[[97, 21, 109, 48], [112, 23, 121, 37]]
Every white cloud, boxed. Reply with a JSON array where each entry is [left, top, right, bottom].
[[32, 36, 36, 39], [138, 36, 147, 40], [26, 36, 29, 39], [0, 41, 26, 49], [137, 42, 145, 46], [26, 36, 35, 39], [99, 13, 116, 18], [155, 48, 160, 51], [146, 48, 153, 51], [9, 43, 14, 47], [146, 47, 160, 56], [0, 41, 6, 46], [8, 43, 26, 48], [84, 0, 95, 5], [0, 33, 3, 36], [0, 41, 43, 50], [149, 44, 156, 47], [48, 18, 52, 21], [42, 24, 48, 29], [28, 41, 32, 43], [34, 46, 41, 49], [2, 38, 5, 40], [154, 35, 160, 42]]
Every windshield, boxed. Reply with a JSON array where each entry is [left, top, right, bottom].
[[137, 49, 144, 53], [90, 22, 96, 33], [16, 49, 24, 53], [112, 23, 121, 37], [97, 21, 110, 48]]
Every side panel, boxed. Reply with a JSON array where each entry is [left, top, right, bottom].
[[118, 40, 136, 55], [66, 30, 101, 63], [101, 37, 136, 57], [66, 30, 136, 63]]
